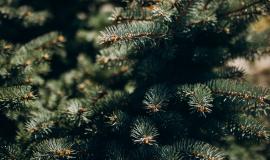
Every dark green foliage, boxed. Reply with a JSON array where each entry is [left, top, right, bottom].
[[178, 84, 214, 117], [32, 138, 75, 160], [208, 79, 270, 113], [174, 139, 225, 160], [220, 114, 269, 141], [0, 144, 23, 160], [143, 84, 172, 113], [0, 0, 270, 159], [98, 21, 168, 47], [130, 117, 159, 145]]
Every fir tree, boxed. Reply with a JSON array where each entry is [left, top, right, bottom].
[[1, 0, 270, 159]]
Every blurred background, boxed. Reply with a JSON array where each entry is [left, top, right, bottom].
[[227, 16, 270, 160], [229, 16, 270, 87]]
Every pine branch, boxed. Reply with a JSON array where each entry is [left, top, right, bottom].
[[212, 66, 245, 79], [93, 91, 128, 115], [0, 144, 23, 160], [220, 115, 269, 141], [143, 84, 172, 113], [207, 79, 270, 110], [14, 32, 64, 57], [97, 45, 135, 67], [11, 49, 51, 64], [32, 138, 75, 159], [0, 6, 51, 27], [0, 85, 35, 106], [185, 0, 218, 26], [25, 112, 55, 139], [149, 1, 175, 22], [130, 117, 159, 145], [218, 0, 266, 18], [178, 84, 214, 117], [77, 83, 108, 104], [129, 0, 161, 7], [59, 99, 92, 127], [97, 21, 168, 47], [109, 7, 154, 23], [8, 32, 64, 75], [161, 145, 181, 160], [104, 110, 130, 133], [174, 0, 196, 18], [172, 139, 225, 160], [0, 40, 13, 57]]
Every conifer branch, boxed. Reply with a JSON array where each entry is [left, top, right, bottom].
[[15, 32, 64, 56], [25, 113, 55, 139], [219, 0, 266, 18], [220, 115, 269, 141], [161, 144, 182, 160], [1, 1, 270, 159], [0, 6, 51, 27], [212, 66, 245, 79], [98, 21, 168, 47], [109, 7, 154, 23], [93, 91, 128, 115], [131, 117, 159, 145], [104, 110, 129, 132], [59, 99, 91, 126], [185, 0, 218, 26], [0, 85, 35, 104], [207, 79, 270, 109], [32, 138, 75, 159], [172, 139, 226, 160], [178, 84, 214, 117], [0, 144, 23, 160], [97, 45, 134, 67], [174, 0, 195, 18], [143, 84, 172, 113]]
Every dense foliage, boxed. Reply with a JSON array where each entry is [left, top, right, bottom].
[[1, 0, 270, 159]]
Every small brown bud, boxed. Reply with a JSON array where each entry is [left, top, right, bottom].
[[78, 83, 86, 91], [224, 27, 230, 34], [25, 77, 33, 84], [57, 35, 66, 42], [25, 60, 32, 66], [42, 53, 50, 61], [24, 11, 32, 17], [3, 44, 12, 49]]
